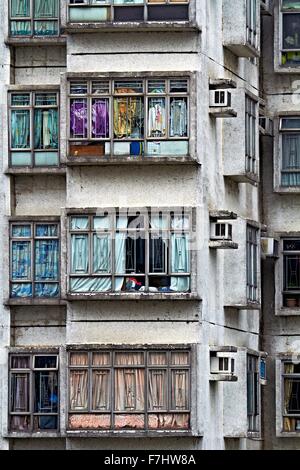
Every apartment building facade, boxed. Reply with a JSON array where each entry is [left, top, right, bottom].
[[0, 0, 285, 451]]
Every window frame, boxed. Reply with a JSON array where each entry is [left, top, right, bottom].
[[8, 90, 60, 168], [246, 225, 259, 302], [67, 77, 190, 159], [67, 208, 193, 295], [67, 346, 191, 432], [281, 360, 300, 432], [246, 0, 258, 49], [9, 0, 61, 38], [67, 0, 191, 24], [9, 352, 59, 434], [245, 94, 257, 174], [279, 117, 300, 187], [247, 354, 260, 433], [10, 220, 61, 299], [280, 0, 300, 66]]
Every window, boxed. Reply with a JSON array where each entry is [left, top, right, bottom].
[[245, 95, 257, 174], [9, 0, 59, 37], [280, 117, 300, 186], [69, 210, 191, 294], [246, 0, 257, 49], [282, 362, 300, 432], [282, 238, 300, 307], [247, 355, 260, 433], [9, 353, 59, 432], [246, 225, 258, 302], [10, 222, 60, 298], [68, 348, 190, 431], [281, 0, 300, 65], [9, 91, 59, 167], [68, 78, 189, 158], [68, 1, 190, 24]]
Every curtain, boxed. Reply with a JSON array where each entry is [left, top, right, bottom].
[[34, 0, 58, 17], [115, 216, 128, 291], [11, 356, 30, 368], [148, 413, 190, 430], [70, 370, 88, 411], [92, 99, 109, 139], [34, 20, 58, 35], [282, 135, 300, 186], [11, 110, 30, 148], [10, 21, 31, 35], [12, 241, 31, 279], [34, 371, 58, 413], [35, 240, 59, 281], [71, 235, 89, 273], [71, 217, 89, 230], [170, 98, 187, 137], [171, 352, 189, 365], [171, 370, 188, 410], [92, 371, 110, 410], [11, 373, 29, 412], [148, 98, 166, 137], [11, 283, 32, 297], [12, 225, 31, 237], [114, 352, 145, 411], [34, 109, 58, 149], [93, 234, 111, 273], [36, 224, 57, 237], [35, 283, 59, 297], [113, 97, 144, 139], [170, 234, 190, 292], [148, 370, 166, 411], [70, 277, 111, 292], [70, 99, 88, 139], [284, 365, 296, 431], [11, 0, 30, 16], [70, 353, 88, 366]]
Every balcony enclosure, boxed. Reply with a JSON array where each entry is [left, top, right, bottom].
[[9, 0, 59, 37], [68, 0, 190, 24]]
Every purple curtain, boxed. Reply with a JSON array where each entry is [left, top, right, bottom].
[[92, 99, 109, 139], [70, 99, 88, 138]]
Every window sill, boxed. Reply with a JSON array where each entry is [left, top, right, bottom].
[[65, 430, 200, 438], [66, 155, 198, 166], [224, 173, 259, 186], [5, 36, 66, 46], [276, 307, 300, 317], [277, 431, 300, 438], [224, 302, 261, 311], [66, 293, 200, 301], [4, 432, 62, 439], [5, 167, 66, 175], [274, 186, 300, 194], [64, 22, 200, 34], [5, 298, 67, 306]]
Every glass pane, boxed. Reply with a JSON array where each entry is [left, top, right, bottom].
[[11, 356, 30, 369], [171, 351, 189, 365], [148, 80, 166, 94], [92, 370, 111, 410], [169, 98, 187, 137], [35, 224, 58, 237], [71, 216, 89, 230], [92, 81, 110, 94], [148, 97, 166, 138], [285, 255, 300, 289], [93, 234, 111, 273], [10, 21, 31, 36], [70, 352, 88, 366], [148, 369, 167, 410], [285, 379, 300, 413], [283, 1, 300, 10], [11, 0, 30, 17], [148, 352, 167, 365], [149, 234, 166, 273], [92, 98, 110, 138], [170, 79, 188, 93], [11, 110, 30, 148], [171, 214, 189, 230], [171, 369, 189, 410], [114, 80, 143, 94], [114, 369, 145, 411], [11, 283, 33, 298], [11, 373, 30, 412], [71, 234, 89, 274], [92, 352, 111, 366], [70, 99, 88, 139], [34, 371, 58, 414], [93, 216, 110, 230], [34, 20, 58, 35], [34, 151, 59, 166], [11, 94, 30, 106], [34, 356, 57, 368], [70, 82, 88, 95], [114, 352, 144, 365], [35, 93, 57, 106], [113, 97, 144, 139], [35, 240, 59, 281], [12, 225, 31, 237], [34, 0, 58, 18], [12, 241, 31, 280], [283, 13, 300, 49], [69, 370, 88, 411], [11, 151, 32, 166]]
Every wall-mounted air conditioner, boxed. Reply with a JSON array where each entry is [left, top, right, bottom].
[[261, 237, 279, 258]]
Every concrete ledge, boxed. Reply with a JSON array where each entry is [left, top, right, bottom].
[[209, 241, 239, 250], [66, 293, 200, 301], [224, 42, 260, 59], [276, 308, 300, 317], [4, 432, 63, 438], [224, 303, 261, 311], [63, 22, 200, 34], [5, 37, 66, 46], [209, 108, 237, 118], [66, 156, 199, 166], [65, 430, 200, 438], [209, 374, 238, 382], [224, 173, 259, 185], [5, 298, 67, 306], [5, 167, 66, 175]]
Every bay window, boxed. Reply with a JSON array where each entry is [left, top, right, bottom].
[[9, 91, 59, 167], [9, 353, 59, 432], [68, 348, 191, 432], [68, 1, 190, 24], [283, 238, 300, 308], [10, 221, 60, 298], [68, 209, 191, 294], [280, 117, 300, 186], [281, 1, 300, 65], [9, 0, 59, 37], [68, 78, 189, 158], [282, 362, 300, 432]]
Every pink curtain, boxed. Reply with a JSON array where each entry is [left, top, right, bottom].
[[171, 370, 188, 410], [70, 370, 88, 411], [114, 353, 145, 411], [148, 370, 167, 410], [70, 352, 88, 366], [92, 370, 110, 410]]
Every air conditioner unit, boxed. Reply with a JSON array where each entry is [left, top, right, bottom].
[[210, 89, 232, 108], [260, 357, 267, 385], [210, 353, 235, 375], [259, 117, 274, 136], [210, 222, 233, 241], [261, 237, 279, 258]]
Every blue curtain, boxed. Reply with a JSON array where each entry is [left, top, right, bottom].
[[170, 234, 190, 293], [70, 277, 111, 293], [35, 240, 59, 281], [93, 234, 111, 273], [12, 225, 31, 237], [35, 283, 59, 297], [34, 21, 58, 35], [34, 109, 58, 150], [34, 0, 58, 17], [71, 235, 89, 273], [36, 224, 58, 237], [71, 217, 89, 230], [11, 0, 30, 16], [12, 241, 31, 280], [10, 21, 31, 35], [11, 283, 32, 298], [11, 110, 30, 148]]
